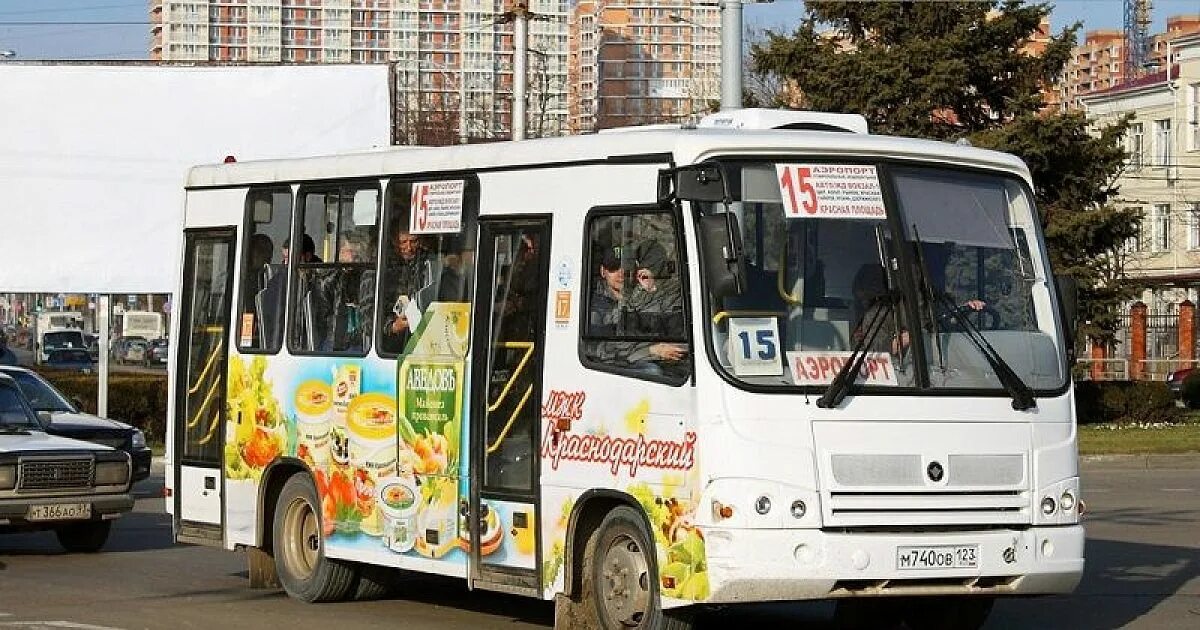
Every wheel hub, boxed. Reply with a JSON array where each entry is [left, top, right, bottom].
[[600, 535, 650, 626]]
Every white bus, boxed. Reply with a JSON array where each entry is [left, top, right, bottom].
[[167, 110, 1083, 629], [35, 311, 86, 365]]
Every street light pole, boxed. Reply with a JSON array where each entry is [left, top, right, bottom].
[[512, 3, 530, 141], [720, 0, 743, 111]]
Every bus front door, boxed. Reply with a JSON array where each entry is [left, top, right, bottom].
[[173, 228, 236, 545], [469, 218, 551, 594]]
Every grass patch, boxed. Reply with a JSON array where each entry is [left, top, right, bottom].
[[1079, 421, 1200, 455]]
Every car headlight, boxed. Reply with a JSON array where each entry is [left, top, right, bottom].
[[94, 460, 130, 486], [0, 464, 15, 490], [131, 429, 147, 449]]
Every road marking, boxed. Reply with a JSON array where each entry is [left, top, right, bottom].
[[0, 623, 126, 630], [1161, 488, 1195, 492]]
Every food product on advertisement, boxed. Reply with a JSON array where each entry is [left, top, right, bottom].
[[225, 356, 286, 480], [415, 476, 458, 558], [331, 364, 361, 426], [347, 393, 399, 537], [294, 380, 333, 466], [377, 477, 418, 553]]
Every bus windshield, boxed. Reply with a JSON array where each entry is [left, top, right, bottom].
[[701, 159, 1066, 394]]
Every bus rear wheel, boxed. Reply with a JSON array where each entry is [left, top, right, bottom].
[[574, 505, 693, 630], [273, 473, 356, 603]]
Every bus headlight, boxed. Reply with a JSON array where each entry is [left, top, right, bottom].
[[0, 464, 15, 490], [701, 479, 820, 529], [1035, 477, 1080, 525], [95, 461, 130, 486]]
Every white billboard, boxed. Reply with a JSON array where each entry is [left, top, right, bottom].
[[0, 63, 392, 293]]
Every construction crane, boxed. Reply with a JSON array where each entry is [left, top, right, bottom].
[[1124, 0, 1153, 80]]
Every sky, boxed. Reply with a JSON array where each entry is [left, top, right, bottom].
[[2, 1, 1200, 60]]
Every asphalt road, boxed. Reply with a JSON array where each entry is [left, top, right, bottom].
[[0, 463, 1197, 630]]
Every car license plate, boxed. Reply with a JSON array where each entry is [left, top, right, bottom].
[[27, 503, 92, 522], [896, 544, 979, 570]]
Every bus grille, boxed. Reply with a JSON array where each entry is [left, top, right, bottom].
[[825, 490, 1031, 527], [19, 459, 95, 490]]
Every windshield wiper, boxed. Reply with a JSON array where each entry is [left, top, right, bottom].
[[817, 292, 896, 409], [929, 291, 1036, 411], [0, 424, 34, 435]]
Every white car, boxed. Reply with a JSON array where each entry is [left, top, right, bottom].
[[0, 373, 134, 552]]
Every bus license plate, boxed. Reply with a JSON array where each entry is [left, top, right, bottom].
[[896, 545, 979, 570], [27, 503, 92, 522]]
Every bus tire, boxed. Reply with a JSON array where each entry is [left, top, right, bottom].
[[900, 596, 994, 630], [55, 520, 111, 553], [350, 562, 396, 600], [272, 473, 356, 603], [574, 505, 694, 630]]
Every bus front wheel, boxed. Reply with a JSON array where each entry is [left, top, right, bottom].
[[272, 473, 356, 603], [573, 505, 693, 630]]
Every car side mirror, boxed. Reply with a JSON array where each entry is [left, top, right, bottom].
[[71, 396, 85, 410], [36, 410, 52, 427]]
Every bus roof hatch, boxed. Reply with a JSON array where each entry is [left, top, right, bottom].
[[698, 108, 869, 134]]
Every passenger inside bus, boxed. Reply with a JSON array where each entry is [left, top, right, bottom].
[[586, 239, 688, 376], [379, 219, 439, 355], [249, 234, 287, 349]]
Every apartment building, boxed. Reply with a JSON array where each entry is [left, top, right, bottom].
[[150, 0, 570, 142], [1057, 15, 1200, 111], [1081, 33, 1200, 326], [568, 0, 719, 133]]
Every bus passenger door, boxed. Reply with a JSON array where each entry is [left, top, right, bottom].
[[173, 228, 236, 545], [468, 218, 551, 594]]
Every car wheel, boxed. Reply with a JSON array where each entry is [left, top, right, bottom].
[[572, 505, 694, 630], [273, 473, 357, 603], [56, 520, 112, 553]]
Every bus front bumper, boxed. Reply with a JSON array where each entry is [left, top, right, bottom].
[[698, 525, 1084, 603]]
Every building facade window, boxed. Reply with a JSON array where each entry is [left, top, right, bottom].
[[1129, 122, 1144, 170], [1154, 118, 1172, 167], [1190, 203, 1200, 250], [1153, 203, 1171, 252], [1192, 85, 1200, 150]]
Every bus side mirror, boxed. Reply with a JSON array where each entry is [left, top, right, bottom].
[[699, 213, 747, 300], [1055, 274, 1078, 338], [674, 165, 728, 203]]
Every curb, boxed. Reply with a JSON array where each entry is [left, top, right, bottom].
[[1080, 453, 1200, 470]]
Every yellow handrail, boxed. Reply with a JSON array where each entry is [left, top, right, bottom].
[[486, 341, 534, 413], [712, 310, 787, 325], [186, 376, 221, 430], [486, 384, 533, 455], [196, 411, 221, 446], [187, 339, 224, 395]]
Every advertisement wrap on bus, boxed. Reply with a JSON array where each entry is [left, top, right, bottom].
[[167, 109, 1083, 630]]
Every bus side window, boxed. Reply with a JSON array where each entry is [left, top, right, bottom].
[[237, 187, 292, 353], [376, 178, 479, 358], [579, 208, 691, 384], [288, 185, 380, 356]]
